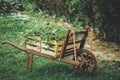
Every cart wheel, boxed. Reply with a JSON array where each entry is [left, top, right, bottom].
[[73, 49, 98, 75]]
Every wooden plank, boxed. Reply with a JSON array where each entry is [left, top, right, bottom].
[[67, 40, 82, 45]]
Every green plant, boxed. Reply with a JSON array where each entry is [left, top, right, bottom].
[[24, 22, 67, 41], [22, 0, 37, 10], [1, 12, 120, 80]]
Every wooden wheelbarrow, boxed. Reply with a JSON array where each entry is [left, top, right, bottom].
[[2, 28, 98, 75]]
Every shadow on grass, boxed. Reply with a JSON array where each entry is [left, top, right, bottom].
[[25, 59, 120, 80], [1, 40, 120, 80], [1, 46, 120, 80]]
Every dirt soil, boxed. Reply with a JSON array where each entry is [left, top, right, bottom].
[[86, 39, 120, 70], [94, 40, 120, 61]]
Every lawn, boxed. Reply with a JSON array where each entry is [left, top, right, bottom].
[[0, 12, 120, 80]]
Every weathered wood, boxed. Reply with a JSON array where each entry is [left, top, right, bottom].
[[59, 30, 71, 58], [2, 28, 93, 71], [2, 41, 27, 52], [29, 54, 34, 69], [26, 49, 79, 66], [67, 40, 82, 45], [26, 53, 29, 69]]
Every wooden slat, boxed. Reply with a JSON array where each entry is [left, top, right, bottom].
[[69, 31, 87, 36], [27, 37, 40, 42], [27, 44, 38, 47], [42, 47, 61, 53], [67, 40, 81, 45], [75, 31, 87, 34], [63, 52, 74, 57]]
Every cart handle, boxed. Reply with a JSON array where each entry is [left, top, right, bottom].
[[2, 41, 27, 52]]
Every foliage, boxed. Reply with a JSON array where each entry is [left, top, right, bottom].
[[26, 0, 120, 45], [25, 23, 67, 41], [23, 16, 82, 41], [22, 0, 37, 10], [1, 0, 120, 45], [0, 13, 120, 80], [94, 0, 120, 45], [0, 0, 24, 13]]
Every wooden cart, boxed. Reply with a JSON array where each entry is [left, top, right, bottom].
[[3, 28, 98, 75]]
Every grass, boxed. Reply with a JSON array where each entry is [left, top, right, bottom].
[[0, 12, 120, 80]]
